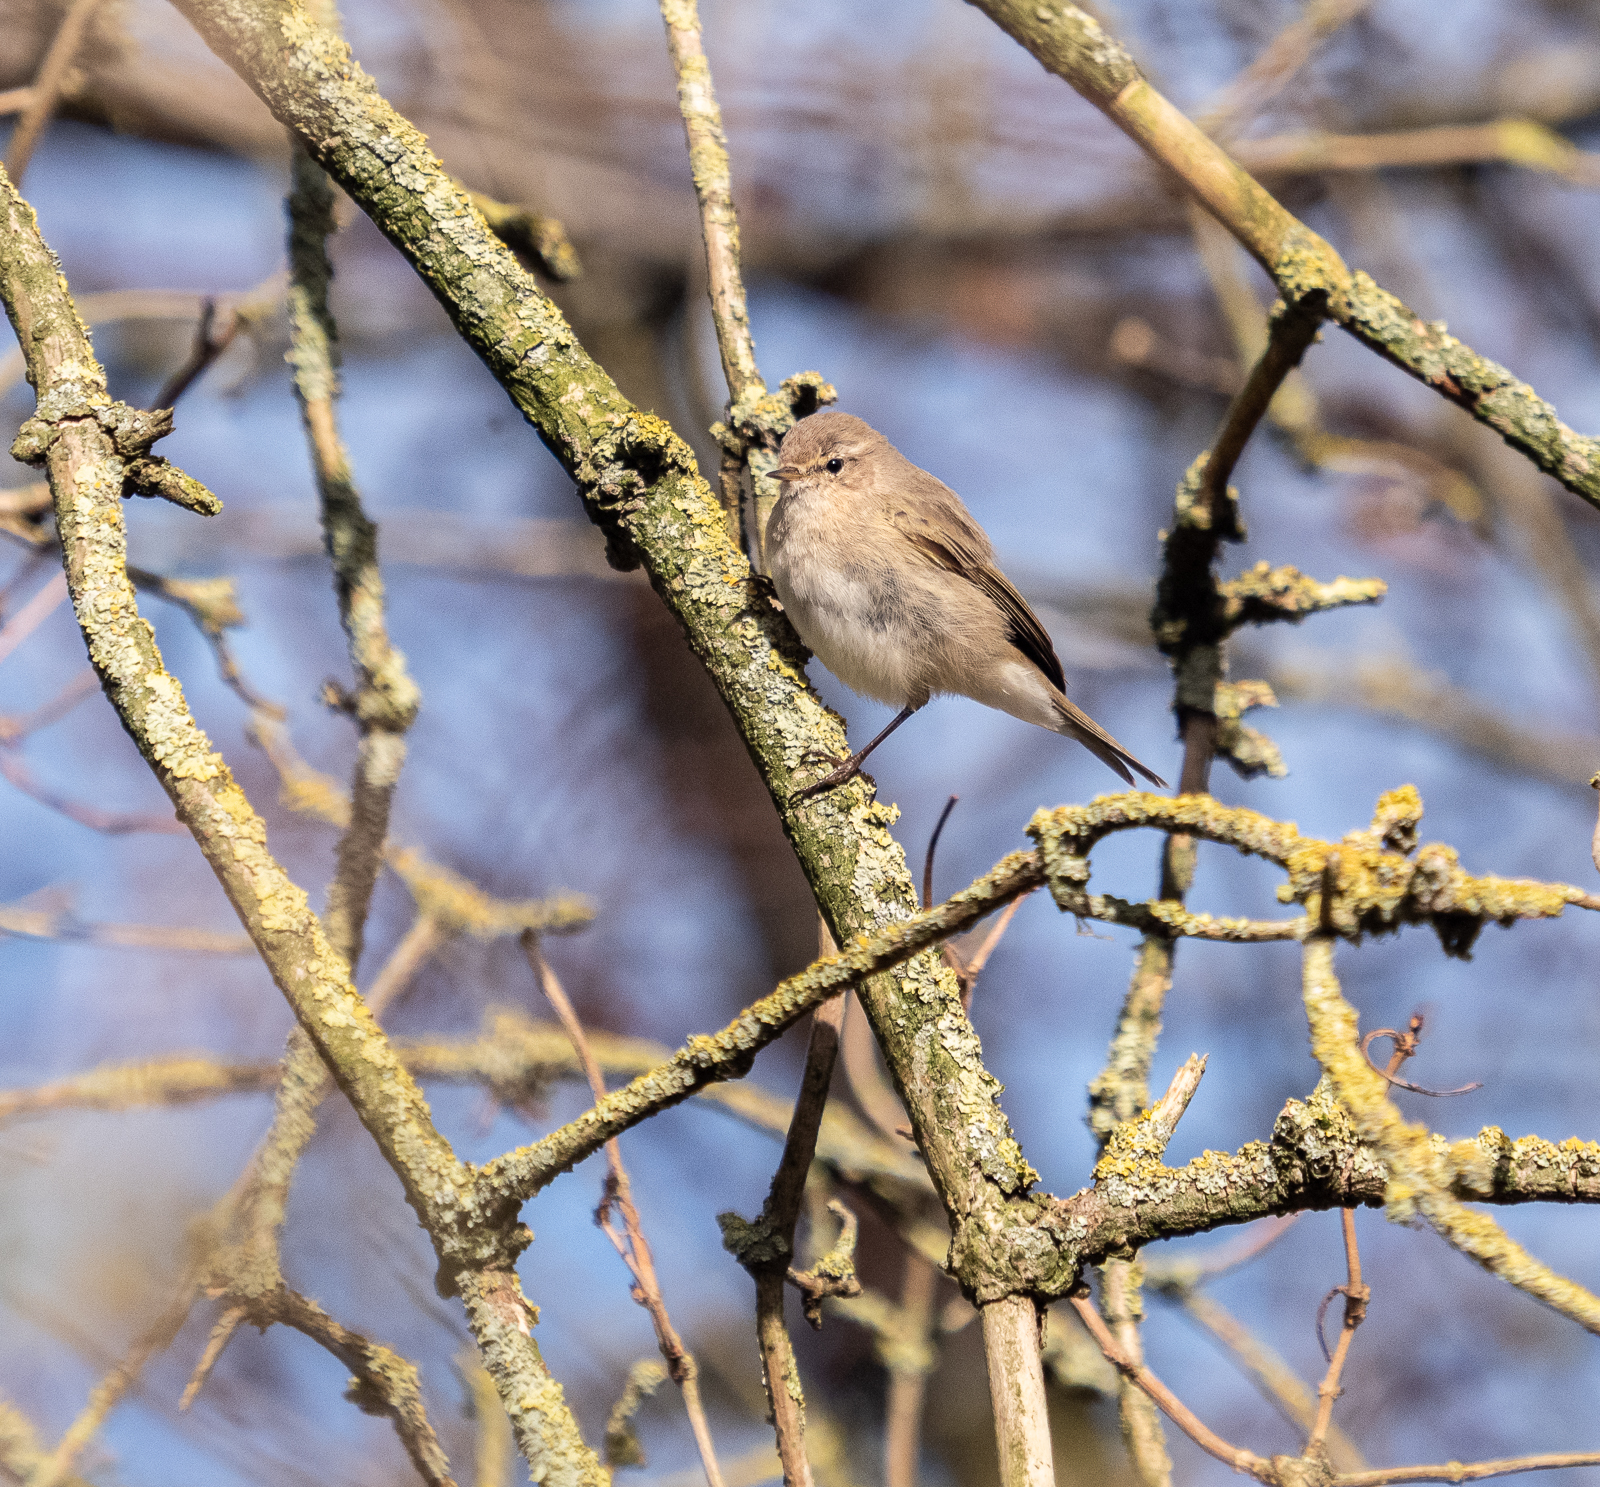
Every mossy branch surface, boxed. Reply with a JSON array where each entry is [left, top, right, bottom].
[[0, 160, 604, 1487], [162, 0, 1046, 1301], [0, 163, 480, 1251], [1301, 936, 1600, 1335]]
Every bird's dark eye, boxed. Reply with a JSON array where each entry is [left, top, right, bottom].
[[825, 458, 844, 474]]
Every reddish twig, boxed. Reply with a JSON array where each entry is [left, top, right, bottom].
[[1070, 1295, 1272, 1481], [524, 934, 726, 1487], [1308, 1022, 1411, 1450], [1361, 1021, 1482, 1097], [0, 669, 97, 742], [153, 297, 244, 410], [0, 750, 184, 835]]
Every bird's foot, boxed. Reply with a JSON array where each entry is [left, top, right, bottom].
[[791, 750, 867, 803]]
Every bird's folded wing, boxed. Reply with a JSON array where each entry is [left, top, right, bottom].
[[901, 524, 1069, 695]]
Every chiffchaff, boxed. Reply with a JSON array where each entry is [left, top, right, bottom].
[[768, 411, 1165, 797]]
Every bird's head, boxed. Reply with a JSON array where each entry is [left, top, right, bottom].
[[771, 411, 886, 496]]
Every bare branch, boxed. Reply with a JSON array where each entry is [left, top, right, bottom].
[[1234, 119, 1600, 187], [1070, 1296, 1272, 1482], [4, 0, 104, 184], [286, 114, 420, 975], [966, 1, 1600, 513], [525, 936, 726, 1487], [1332, 1454, 1600, 1486], [1302, 935, 1600, 1334]]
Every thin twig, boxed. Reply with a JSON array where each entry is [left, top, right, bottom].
[[365, 913, 447, 1018], [1361, 1023, 1481, 1097], [657, 0, 761, 406], [287, 123, 420, 976], [4, 0, 104, 184], [153, 296, 244, 410], [1331, 1453, 1600, 1486], [922, 795, 959, 909], [29, 1277, 204, 1487], [524, 935, 726, 1487], [727, 919, 850, 1487], [1233, 119, 1600, 187], [968, 1, 1600, 515], [0, 667, 97, 740], [1308, 1209, 1369, 1452], [1170, 1288, 1366, 1472], [1070, 1296, 1272, 1482], [0, 568, 65, 665], [0, 749, 185, 835], [1197, 0, 1374, 141]]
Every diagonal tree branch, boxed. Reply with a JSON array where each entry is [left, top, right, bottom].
[[964, 0, 1600, 514], [0, 163, 605, 1487]]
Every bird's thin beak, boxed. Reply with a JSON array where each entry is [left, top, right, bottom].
[[771, 463, 802, 482]]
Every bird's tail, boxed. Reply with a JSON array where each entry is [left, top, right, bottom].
[[1052, 694, 1167, 790]]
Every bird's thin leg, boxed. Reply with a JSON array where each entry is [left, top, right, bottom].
[[793, 705, 920, 801]]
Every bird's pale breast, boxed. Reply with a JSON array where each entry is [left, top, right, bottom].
[[768, 490, 933, 708]]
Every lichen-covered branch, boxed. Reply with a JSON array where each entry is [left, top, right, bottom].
[[1301, 935, 1600, 1335], [0, 164, 609, 1487], [158, 2, 1049, 1378], [468, 192, 581, 282], [964, 0, 1600, 514], [189, 1287, 459, 1487], [1091, 1058, 1204, 1487], [0, 1396, 93, 1487], [1220, 563, 1387, 630], [0, 161, 486, 1261], [286, 120, 419, 976], [1029, 786, 1597, 960], [483, 850, 1042, 1204]]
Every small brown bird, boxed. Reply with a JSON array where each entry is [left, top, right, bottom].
[[768, 411, 1165, 797]]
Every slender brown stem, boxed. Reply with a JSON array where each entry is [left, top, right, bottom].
[[4, 0, 103, 184], [30, 1277, 204, 1487], [735, 919, 850, 1487], [1197, 0, 1374, 141], [1308, 1209, 1369, 1453], [1308, 1036, 1411, 1455], [525, 935, 726, 1487], [364, 913, 446, 1018], [1332, 1453, 1600, 1486], [1173, 1288, 1366, 1472], [884, 1251, 938, 1487], [1070, 1297, 1272, 1482], [0, 568, 64, 665], [153, 297, 243, 410]]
